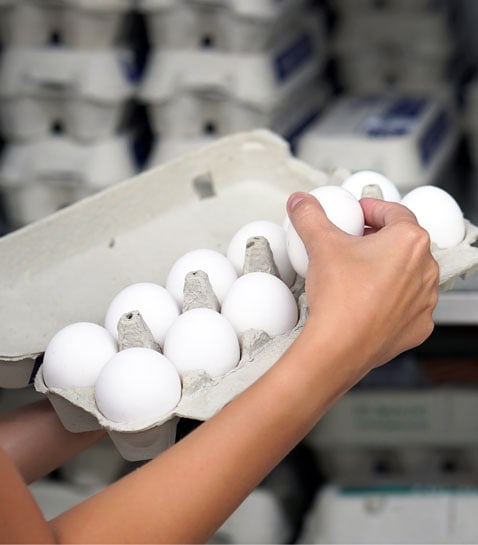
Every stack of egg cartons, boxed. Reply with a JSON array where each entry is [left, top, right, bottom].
[[458, 1, 478, 224], [0, 0, 138, 231], [329, 0, 457, 94], [137, 0, 330, 167]]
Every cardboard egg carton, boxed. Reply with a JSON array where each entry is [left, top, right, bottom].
[[0, 0, 133, 49], [0, 47, 136, 142], [0, 135, 136, 229], [138, 0, 311, 52], [1, 130, 478, 457], [139, 19, 327, 138]]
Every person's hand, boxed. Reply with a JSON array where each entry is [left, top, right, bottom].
[[287, 192, 439, 380]]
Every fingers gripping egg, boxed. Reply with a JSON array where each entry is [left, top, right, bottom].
[[42, 322, 118, 389], [286, 185, 365, 278], [401, 185, 466, 249], [341, 170, 401, 202]]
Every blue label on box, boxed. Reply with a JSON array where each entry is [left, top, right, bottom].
[[419, 109, 449, 167], [363, 97, 429, 138], [273, 33, 314, 83]]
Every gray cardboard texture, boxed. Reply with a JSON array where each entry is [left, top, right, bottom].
[[2, 129, 478, 459], [0, 130, 326, 389]]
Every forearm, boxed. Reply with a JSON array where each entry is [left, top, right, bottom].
[[51, 322, 359, 544], [0, 398, 106, 484]]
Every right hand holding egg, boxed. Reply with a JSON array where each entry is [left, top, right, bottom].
[[287, 192, 439, 379]]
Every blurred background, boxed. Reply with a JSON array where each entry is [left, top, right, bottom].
[[2, 0, 478, 543]]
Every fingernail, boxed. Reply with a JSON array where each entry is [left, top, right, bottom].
[[287, 192, 307, 212]]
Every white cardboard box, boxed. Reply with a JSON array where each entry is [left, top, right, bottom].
[[296, 90, 459, 192], [299, 483, 478, 544], [139, 21, 326, 137]]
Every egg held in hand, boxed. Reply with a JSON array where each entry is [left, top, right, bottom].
[[401, 185, 466, 249], [163, 308, 240, 378], [104, 282, 180, 348], [286, 185, 365, 278], [42, 322, 118, 389], [94, 347, 182, 425], [227, 220, 296, 286], [166, 248, 238, 308], [341, 170, 401, 201], [221, 272, 298, 337]]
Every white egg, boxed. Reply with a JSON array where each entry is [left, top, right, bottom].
[[401, 185, 466, 249], [104, 282, 180, 348], [94, 347, 182, 424], [286, 185, 365, 278], [166, 249, 238, 307], [341, 170, 401, 202], [42, 322, 117, 389], [163, 308, 240, 378], [227, 220, 296, 286], [221, 272, 298, 337]]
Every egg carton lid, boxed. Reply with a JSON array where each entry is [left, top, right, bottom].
[[138, 0, 308, 20], [0, 135, 135, 189], [0, 130, 329, 366], [0, 47, 135, 102], [139, 23, 323, 108]]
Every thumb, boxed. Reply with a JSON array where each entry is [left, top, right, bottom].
[[286, 192, 336, 247]]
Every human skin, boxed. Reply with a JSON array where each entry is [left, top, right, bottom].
[[0, 193, 439, 544]]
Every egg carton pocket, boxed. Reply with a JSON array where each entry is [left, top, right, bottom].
[[0, 0, 133, 48], [138, 0, 311, 52]]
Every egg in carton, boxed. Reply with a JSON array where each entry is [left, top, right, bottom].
[[35, 183, 478, 461], [34, 236, 308, 461]]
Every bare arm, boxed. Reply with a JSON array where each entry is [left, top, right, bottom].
[[0, 194, 439, 544], [0, 399, 106, 484]]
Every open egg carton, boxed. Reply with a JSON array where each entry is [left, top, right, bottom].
[[0, 130, 477, 460]]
